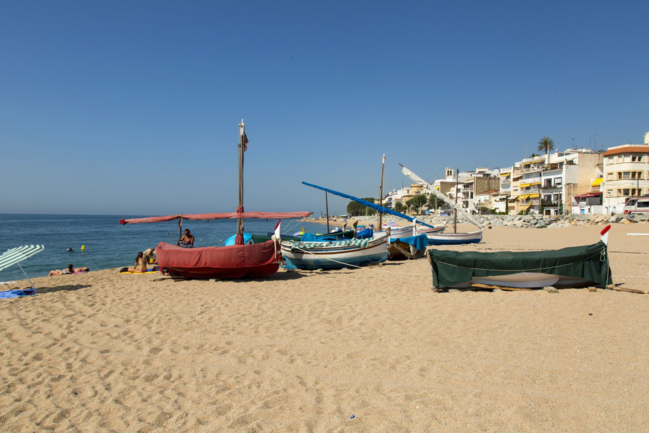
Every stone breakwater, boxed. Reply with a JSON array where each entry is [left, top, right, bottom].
[[346, 213, 649, 229]]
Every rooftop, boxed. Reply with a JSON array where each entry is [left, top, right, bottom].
[[603, 144, 649, 156]]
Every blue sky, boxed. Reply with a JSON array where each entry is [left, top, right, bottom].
[[1, 0, 647, 216]]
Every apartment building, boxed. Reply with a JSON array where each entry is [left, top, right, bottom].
[[602, 133, 649, 213], [509, 149, 603, 215]]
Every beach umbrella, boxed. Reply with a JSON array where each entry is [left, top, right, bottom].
[[0, 245, 44, 289]]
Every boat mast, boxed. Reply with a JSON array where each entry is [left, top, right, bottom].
[[379, 154, 385, 229], [235, 120, 246, 245], [325, 191, 330, 233], [454, 167, 459, 234], [398, 164, 484, 230]]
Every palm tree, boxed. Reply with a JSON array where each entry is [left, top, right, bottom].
[[537, 136, 555, 155]]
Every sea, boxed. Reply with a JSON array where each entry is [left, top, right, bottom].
[[0, 214, 326, 282]]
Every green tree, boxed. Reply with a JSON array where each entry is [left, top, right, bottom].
[[408, 194, 428, 214], [346, 198, 377, 216], [537, 137, 555, 155], [428, 194, 438, 211], [394, 201, 405, 213]]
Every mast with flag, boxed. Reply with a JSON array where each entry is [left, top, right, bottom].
[[235, 119, 247, 245]]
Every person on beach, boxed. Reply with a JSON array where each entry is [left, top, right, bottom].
[[143, 248, 156, 264], [128, 252, 149, 273], [48, 264, 74, 276], [178, 229, 194, 248]]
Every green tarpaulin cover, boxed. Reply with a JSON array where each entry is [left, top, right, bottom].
[[428, 241, 613, 289]]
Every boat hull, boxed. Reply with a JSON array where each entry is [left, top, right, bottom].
[[379, 225, 445, 240], [426, 230, 483, 245], [156, 241, 281, 279], [281, 235, 389, 270]]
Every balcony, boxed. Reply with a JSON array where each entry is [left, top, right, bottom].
[[542, 200, 560, 207]]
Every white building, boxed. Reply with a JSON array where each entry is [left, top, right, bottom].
[[602, 134, 649, 213], [510, 149, 603, 215]]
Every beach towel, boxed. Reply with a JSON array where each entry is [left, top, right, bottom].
[[0, 288, 36, 299]]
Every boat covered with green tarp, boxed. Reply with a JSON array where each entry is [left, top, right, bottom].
[[428, 239, 613, 289]]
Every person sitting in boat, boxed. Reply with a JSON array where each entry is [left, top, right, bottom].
[[128, 252, 149, 273], [178, 229, 194, 248], [48, 264, 74, 276]]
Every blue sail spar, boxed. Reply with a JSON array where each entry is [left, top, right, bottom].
[[302, 182, 438, 230]]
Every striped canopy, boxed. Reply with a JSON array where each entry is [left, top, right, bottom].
[[0, 245, 45, 272]]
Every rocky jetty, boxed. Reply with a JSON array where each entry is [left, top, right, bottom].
[[350, 212, 649, 229]]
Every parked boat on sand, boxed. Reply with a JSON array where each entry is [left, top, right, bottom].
[[429, 225, 613, 290], [281, 232, 390, 270], [119, 120, 310, 279]]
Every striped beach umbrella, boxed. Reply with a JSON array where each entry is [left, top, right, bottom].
[[0, 245, 44, 289]]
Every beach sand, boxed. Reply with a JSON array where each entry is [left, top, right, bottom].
[[1, 225, 648, 432]]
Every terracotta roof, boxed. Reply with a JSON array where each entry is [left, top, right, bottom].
[[603, 146, 649, 156]]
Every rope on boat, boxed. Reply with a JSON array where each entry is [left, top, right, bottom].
[[287, 246, 432, 276], [431, 248, 608, 273], [350, 159, 382, 196]]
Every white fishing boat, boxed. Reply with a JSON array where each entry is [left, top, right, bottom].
[[426, 230, 482, 245], [399, 164, 485, 246], [281, 232, 390, 270], [379, 225, 444, 242]]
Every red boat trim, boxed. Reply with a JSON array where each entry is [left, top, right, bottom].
[[120, 211, 311, 225]]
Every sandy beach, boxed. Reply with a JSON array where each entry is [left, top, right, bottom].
[[1, 224, 648, 432]]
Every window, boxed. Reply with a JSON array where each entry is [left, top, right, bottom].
[[555, 178, 562, 186], [607, 189, 613, 197], [622, 172, 631, 180], [632, 172, 637, 179], [607, 173, 614, 180], [624, 155, 631, 162], [632, 155, 642, 162], [638, 201, 649, 208], [623, 189, 630, 196]]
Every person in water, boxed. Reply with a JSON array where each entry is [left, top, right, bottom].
[[128, 252, 149, 273], [178, 229, 194, 248]]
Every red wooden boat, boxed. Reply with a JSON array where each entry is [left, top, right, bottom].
[[120, 120, 310, 279]]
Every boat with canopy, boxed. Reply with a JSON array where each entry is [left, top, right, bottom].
[[119, 120, 311, 279]]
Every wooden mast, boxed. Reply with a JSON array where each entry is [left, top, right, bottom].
[[325, 191, 330, 234], [235, 120, 245, 245], [454, 167, 459, 234], [379, 154, 385, 230]]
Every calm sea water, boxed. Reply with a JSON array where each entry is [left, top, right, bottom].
[[0, 214, 325, 282]]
